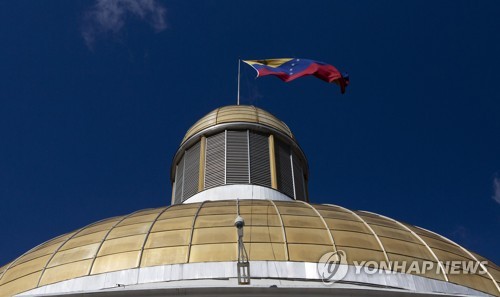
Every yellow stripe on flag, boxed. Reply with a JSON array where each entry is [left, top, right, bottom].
[[243, 58, 294, 68]]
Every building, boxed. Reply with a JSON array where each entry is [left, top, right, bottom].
[[0, 105, 498, 296]]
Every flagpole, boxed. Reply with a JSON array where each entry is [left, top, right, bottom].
[[237, 59, 241, 105]]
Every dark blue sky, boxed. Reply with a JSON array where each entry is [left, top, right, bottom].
[[1, 0, 499, 267]]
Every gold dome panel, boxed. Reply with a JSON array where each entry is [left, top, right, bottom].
[[182, 105, 294, 144], [0, 200, 499, 296]]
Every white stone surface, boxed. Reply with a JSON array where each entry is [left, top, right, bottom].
[[183, 185, 293, 203]]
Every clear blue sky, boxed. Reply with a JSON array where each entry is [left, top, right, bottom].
[[1, 0, 499, 266]]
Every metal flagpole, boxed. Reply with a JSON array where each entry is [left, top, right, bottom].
[[237, 59, 241, 105]]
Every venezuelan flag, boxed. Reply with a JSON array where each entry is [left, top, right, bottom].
[[242, 58, 349, 93]]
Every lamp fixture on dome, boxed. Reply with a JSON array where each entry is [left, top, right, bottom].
[[235, 199, 250, 285]]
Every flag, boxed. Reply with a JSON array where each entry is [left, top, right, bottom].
[[242, 58, 349, 94]]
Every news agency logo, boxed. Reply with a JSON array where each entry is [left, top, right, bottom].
[[317, 250, 348, 284], [317, 250, 489, 284]]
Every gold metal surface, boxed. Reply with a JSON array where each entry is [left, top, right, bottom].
[[158, 207, 199, 220], [197, 205, 236, 215], [90, 251, 141, 275], [76, 219, 122, 236], [287, 244, 333, 262], [151, 216, 194, 232], [298, 201, 337, 251], [362, 211, 450, 281], [330, 206, 393, 270], [117, 214, 159, 227], [474, 252, 500, 281], [192, 227, 236, 244], [47, 243, 100, 268], [337, 246, 388, 264], [275, 206, 316, 216], [386, 253, 444, 280], [198, 136, 206, 191], [369, 224, 419, 243], [317, 209, 360, 221], [378, 237, 432, 260], [281, 214, 324, 228], [431, 248, 475, 263], [60, 231, 107, 250], [269, 134, 278, 189], [0, 271, 41, 297], [239, 205, 275, 214], [32, 233, 74, 250], [194, 214, 236, 227], [129, 208, 164, 217], [247, 243, 286, 260], [246, 214, 281, 226], [1, 255, 50, 283], [98, 234, 146, 256], [447, 272, 498, 296], [330, 230, 382, 251], [145, 229, 191, 248], [355, 212, 405, 230], [243, 226, 284, 243], [10, 242, 61, 266], [1, 201, 499, 297], [141, 246, 188, 266], [182, 105, 294, 144], [189, 243, 237, 262], [417, 234, 473, 260], [285, 228, 331, 245], [323, 218, 369, 233], [39, 259, 93, 286], [107, 222, 152, 239]]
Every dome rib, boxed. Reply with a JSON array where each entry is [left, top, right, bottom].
[[137, 206, 171, 268], [417, 225, 500, 292], [327, 204, 392, 270], [0, 244, 40, 283], [299, 201, 336, 252], [186, 201, 208, 263], [86, 209, 144, 276], [362, 211, 449, 282], [35, 217, 113, 287], [0, 233, 64, 285], [0, 215, 115, 286], [354, 210, 451, 282], [267, 199, 290, 261]]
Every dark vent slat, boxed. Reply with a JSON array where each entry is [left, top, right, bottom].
[[173, 155, 184, 204], [275, 139, 294, 198], [250, 132, 271, 187], [205, 132, 226, 189], [182, 142, 201, 200], [226, 131, 250, 184], [292, 153, 306, 201]]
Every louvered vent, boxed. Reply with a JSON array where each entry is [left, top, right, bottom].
[[249, 132, 271, 187], [205, 131, 226, 189], [182, 142, 200, 199], [226, 130, 249, 184], [173, 155, 184, 204], [292, 153, 306, 201], [275, 139, 294, 198]]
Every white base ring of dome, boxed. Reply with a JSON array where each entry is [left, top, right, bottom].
[[18, 261, 491, 297]]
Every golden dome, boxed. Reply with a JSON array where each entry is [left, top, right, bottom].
[[182, 105, 294, 144], [0, 200, 498, 296]]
